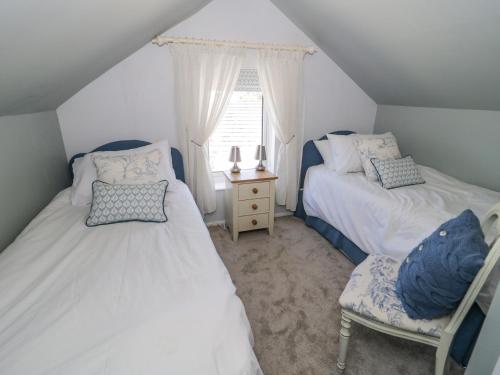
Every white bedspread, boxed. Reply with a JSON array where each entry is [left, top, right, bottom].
[[303, 164, 500, 310], [0, 183, 262, 375]]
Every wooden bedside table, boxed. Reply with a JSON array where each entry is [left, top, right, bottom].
[[224, 169, 278, 241]]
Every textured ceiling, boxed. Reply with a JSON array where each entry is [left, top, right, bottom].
[[0, 0, 211, 116], [271, 0, 500, 110]]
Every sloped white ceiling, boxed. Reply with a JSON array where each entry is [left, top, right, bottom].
[[0, 0, 211, 116], [271, 0, 500, 110], [2, 0, 499, 115]]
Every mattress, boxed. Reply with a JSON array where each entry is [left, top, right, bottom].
[[303, 164, 500, 311], [0, 183, 262, 375]]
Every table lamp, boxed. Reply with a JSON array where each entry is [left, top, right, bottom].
[[255, 145, 267, 171], [229, 146, 241, 173]]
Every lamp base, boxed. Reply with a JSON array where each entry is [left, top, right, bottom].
[[256, 160, 266, 171], [230, 162, 241, 174]]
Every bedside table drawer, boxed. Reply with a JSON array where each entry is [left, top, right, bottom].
[[238, 213, 269, 232], [238, 198, 270, 216], [238, 181, 270, 200], [224, 170, 277, 241]]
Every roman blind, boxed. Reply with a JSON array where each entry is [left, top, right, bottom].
[[234, 69, 260, 92]]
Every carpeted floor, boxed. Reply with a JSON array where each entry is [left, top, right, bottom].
[[209, 216, 464, 375]]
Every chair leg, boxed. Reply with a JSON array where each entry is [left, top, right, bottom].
[[337, 313, 352, 372], [435, 341, 451, 375]]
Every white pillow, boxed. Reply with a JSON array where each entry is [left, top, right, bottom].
[[353, 132, 401, 181], [71, 140, 176, 206], [326, 134, 363, 174], [71, 158, 88, 206], [313, 140, 335, 170], [93, 149, 163, 184]]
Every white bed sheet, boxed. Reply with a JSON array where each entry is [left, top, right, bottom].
[[0, 182, 262, 375], [303, 164, 500, 310]]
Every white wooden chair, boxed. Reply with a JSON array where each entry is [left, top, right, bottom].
[[336, 203, 500, 375]]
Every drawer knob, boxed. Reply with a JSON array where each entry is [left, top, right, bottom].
[[252, 219, 258, 226], [252, 187, 259, 194], [252, 203, 258, 210]]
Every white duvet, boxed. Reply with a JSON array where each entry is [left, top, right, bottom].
[[0, 183, 262, 375], [303, 164, 500, 310]]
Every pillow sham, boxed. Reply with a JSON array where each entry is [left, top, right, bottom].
[[86, 180, 168, 227], [71, 140, 175, 207], [326, 134, 363, 174], [371, 156, 425, 189], [396, 209, 488, 320], [313, 140, 336, 170], [93, 149, 162, 184], [72, 157, 93, 206], [353, 132, 401, 180]]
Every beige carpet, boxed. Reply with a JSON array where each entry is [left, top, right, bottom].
[[209, 216, 464, 375]]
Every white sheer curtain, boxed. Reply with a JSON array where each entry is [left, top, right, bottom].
[[170, 44, 244, 214], [257, 50, 305, 211]]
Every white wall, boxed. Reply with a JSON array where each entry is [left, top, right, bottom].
[[375, 106, 500, 192], [0, 111, 69, 250], [57, 0, 376, 223], [57, 0, 376, 159]]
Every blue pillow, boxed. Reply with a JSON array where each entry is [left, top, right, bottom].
[[396, 210, 487, 320]]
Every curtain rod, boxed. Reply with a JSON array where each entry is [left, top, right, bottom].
[[152, 36, 317, 55]]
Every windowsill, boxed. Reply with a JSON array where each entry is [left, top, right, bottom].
[[213, 171, 228, 191]]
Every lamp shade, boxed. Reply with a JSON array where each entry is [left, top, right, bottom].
[[228, 146, 241, 162], [255, 145, 267, 161]]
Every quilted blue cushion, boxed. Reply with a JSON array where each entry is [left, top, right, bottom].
[[396, 210, 487, 320]]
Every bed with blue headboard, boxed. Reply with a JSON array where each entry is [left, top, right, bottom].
[[68, 140, 185, 182], [294, 131, 488, 367], [0, 139, 262, 373]]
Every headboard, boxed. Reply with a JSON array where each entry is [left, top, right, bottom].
[[295, 130, 355, 219], [68, 140, 185, 183]]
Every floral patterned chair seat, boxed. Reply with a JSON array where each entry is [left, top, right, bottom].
[[339, 255, 451, 337], [336, 203, 500, 374]]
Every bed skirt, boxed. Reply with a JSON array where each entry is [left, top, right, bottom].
[[302, 214, 484, 367]]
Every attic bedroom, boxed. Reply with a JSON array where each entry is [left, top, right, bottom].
[[0, 0, 499, 374]]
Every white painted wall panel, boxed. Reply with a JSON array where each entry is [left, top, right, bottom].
[[57, 0, 376, 159]]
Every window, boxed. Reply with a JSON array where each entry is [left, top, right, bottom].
[[209, 69, 264, 172]]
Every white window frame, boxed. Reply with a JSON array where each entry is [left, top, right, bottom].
[[210, 68, 271, 190], [211, 107, 270, 191]]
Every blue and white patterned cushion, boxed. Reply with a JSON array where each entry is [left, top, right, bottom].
[[339, 255, 451, 337], [352, 133, 401, 180], [370, 156, 425, 189], [86, 180, 168, 227], [92, 149, 163, 184]]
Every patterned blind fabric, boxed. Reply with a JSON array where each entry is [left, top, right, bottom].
[[234, 69, 261, 92]]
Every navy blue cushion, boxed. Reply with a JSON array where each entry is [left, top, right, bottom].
[[396, 210, 488, 320]]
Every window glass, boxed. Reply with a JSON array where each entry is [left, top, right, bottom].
[[209, 69, 264, 172]]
